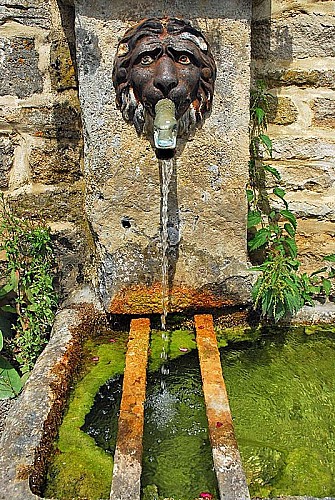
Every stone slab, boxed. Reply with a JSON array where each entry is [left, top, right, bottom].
[[194, 313, 250, 500], [74, 0, 253, 314], [110, 317, 150, 500]]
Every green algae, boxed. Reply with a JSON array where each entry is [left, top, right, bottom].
[[44, 328, 202, 500], [44, 323, 335, 500], [142, 349, 219, 500], [221, 326, 335, 497], [44, 332, 128, 500]]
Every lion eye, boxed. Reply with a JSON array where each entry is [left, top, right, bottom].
[[178, 54, 191, 65], [140, 54, 154, 65]]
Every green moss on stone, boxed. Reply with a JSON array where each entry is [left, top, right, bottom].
[[44, 333, 127, 500]]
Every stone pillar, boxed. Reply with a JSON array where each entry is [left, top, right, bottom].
[[74, 0, 252, 314]]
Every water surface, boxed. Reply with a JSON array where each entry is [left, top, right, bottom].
[[221, 327, 335, 497]]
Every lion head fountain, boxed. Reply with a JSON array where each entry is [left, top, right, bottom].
[[113, 17, 216, 149]]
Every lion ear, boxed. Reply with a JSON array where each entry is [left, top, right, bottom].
[[117, 43, 129, 56]]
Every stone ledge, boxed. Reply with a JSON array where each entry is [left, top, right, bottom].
[[0, 285, 105, 500]]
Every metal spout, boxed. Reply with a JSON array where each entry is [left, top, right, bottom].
[[154, 99, 178, 149]]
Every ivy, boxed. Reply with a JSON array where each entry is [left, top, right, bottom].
[[248, 82, 334, 322]]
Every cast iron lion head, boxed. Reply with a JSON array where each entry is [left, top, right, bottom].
[[112, 17, 216, 138]]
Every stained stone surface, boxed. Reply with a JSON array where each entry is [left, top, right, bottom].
[[0, 135, 15, 188], [0, 37, 43, 98], [74, 0, 252, 314]]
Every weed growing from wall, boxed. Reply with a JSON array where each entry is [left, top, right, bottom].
[[0, 193, 58, 386], [248, 82, 335, 322]]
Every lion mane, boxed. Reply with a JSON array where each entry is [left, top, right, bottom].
[[112, 17, 216, 136]]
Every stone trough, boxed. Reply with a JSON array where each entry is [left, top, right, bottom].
[[1, 294, 335, 499]]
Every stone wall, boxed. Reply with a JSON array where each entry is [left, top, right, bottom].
[[0, 0, 93, 298], [0, 0, 334, 306], [252, 0, 335, 273]]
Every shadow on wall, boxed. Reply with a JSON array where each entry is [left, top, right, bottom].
[[251, 0, 293, 69], [251, 0, 293, 125]]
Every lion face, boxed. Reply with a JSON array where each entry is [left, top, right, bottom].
[[113, 18, 216, 137]]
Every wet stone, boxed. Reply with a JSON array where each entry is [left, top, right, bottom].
[[8, 185, 85, 223], [1, 103, 82, 140], [256, 68, 335, 90], [0, 37, 43, 98]]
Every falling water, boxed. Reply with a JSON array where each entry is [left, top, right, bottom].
[[160, 157, 174, 389], [160, 157, 173, 329]]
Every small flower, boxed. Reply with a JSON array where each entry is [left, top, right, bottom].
[[91, 356, 99, 362], [179, 347, 188, 352], [109, 338, 116, 343], [199, 493, 213, 499]]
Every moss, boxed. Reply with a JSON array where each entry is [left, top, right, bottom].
[[215, 324, 263, 345], [149, 329, 198, 372], [44, 332, 127, 500]]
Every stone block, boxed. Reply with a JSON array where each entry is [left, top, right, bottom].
[[312, 98, 335, 128], [267, 96, 298, 125], [0, 135, 15, 188], [296, 219, 335, 273], [1, 102, 82, 140], [30, 139, 82, 184], [271, 137, 335, 161], [254, 67, 335, 90], [50, 40, 77, 91], [284, 190, 335, 220], [8, 184, 85, 223], [252, 14, 335, 60], [75, 0, 253, 313], [270, 160, 335, 193], [0, 0, 51, 29], [0, 37, 43, 98]]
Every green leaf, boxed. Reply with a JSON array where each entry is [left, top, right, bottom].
[[246, 189, 254, 203], [248, 228, 270, 251], [263, 164, 281, 180], [284, 237, 297, 258], [9, 269, 19, 292], [247, 210, 262, 228], [273, 187, 286, 200], [0, 283, 14, 299], [322, 278, 332, 296], [284, 223, 295, 237], [259, 134, 272, 155], [0, 355, 23, 399], [255, 107, 265, 125], [323, 254, 335, 263], [0, 305, 16, 314], [280, 209, 297, 229], [0, 331, 3, 351]]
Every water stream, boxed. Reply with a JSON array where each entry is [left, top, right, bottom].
[[159, 158, 174, 390], [160, 157, 173, 330]]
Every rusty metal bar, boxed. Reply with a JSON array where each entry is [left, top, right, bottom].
[[194, 313, 250, 500], [110, 317, 150, 500]]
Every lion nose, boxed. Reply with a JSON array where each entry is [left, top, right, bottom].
[[153, 56, 178, 96]]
